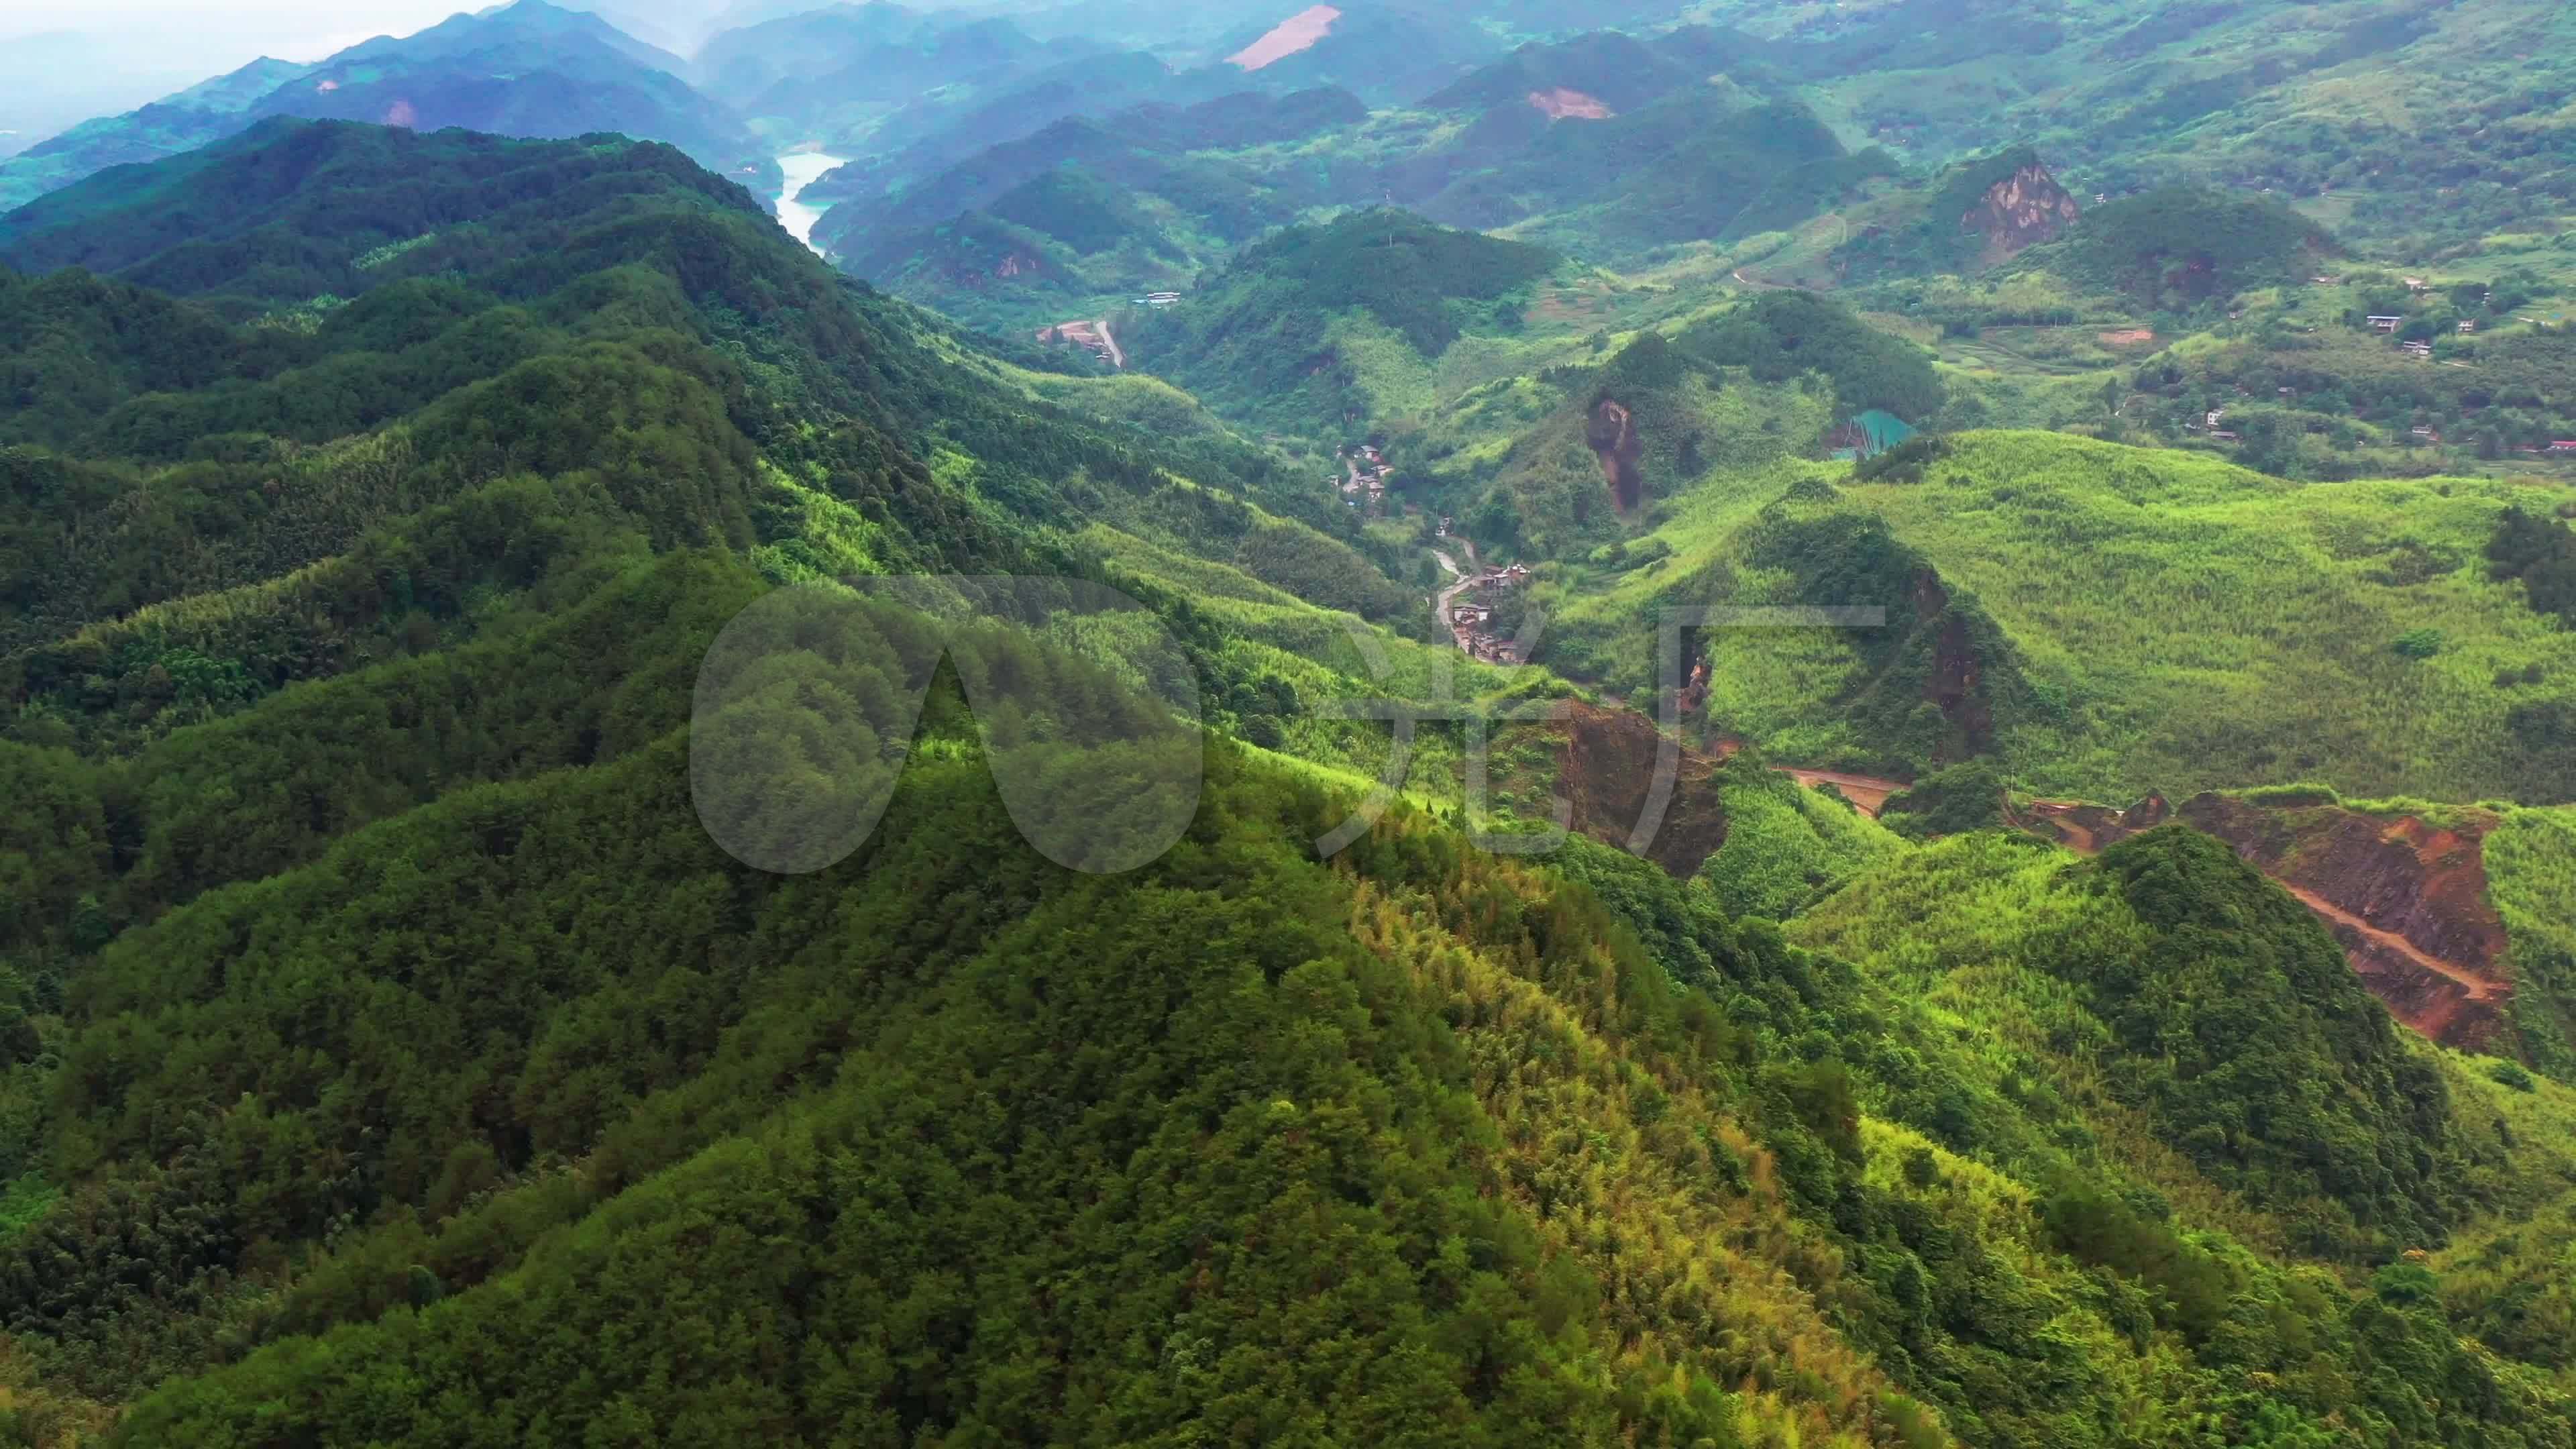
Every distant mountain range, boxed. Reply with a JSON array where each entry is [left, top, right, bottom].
[[0, 0, 778, 213]]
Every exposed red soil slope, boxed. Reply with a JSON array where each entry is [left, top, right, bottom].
[[1711, 740, 1909, 818], [1962, 162, 2080, 267], [2017, 792, 2169, 855], [2027, 791, 2514, 1051], [2282, 883, 2504, 1046], [1554, 704, 1729, 878], [1587, 398, 1642, 512], [1528, 87, 1613, 120], [1229, 5, 1340, 70], [1786, 770, 1904, 817], [1911, 572, 1996, 753]]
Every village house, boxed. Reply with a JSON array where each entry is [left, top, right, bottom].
[[2549, 441, 2576, 453], [2459, 319, 2478, 333], [2368, 315, 2404, 333]]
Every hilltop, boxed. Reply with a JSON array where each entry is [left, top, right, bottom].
[[1428, 292, 1945, 557], [1829, 146, 2086, 282], [2017, 186, 2337, 309]]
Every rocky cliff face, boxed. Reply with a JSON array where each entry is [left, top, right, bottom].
[[1587, 398, 1644, 513], [1553, 703, 1728, 877], [1961, 162, 2080, 265]]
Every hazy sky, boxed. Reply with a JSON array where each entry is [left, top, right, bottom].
[[0, 1, 479, 63], [0, 0, 999, 150], [0, 0, 997, 62]]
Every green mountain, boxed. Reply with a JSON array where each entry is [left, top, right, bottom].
[[0, 57, 315, 215], [781, 48, 1212, 221], [2018, 186, 2338, 310], [693, 3, 1108, 144], [802, 25, 1887, 298], [1433, 293, 1943, 557], [815, 89, 1368, 330], [1418, 29, 1725, 116], [1826, 146, 2089, 282], [1121, 209, 1564, 433], [1672, 0, 2571, 252], [6, 9, 2576, 1444]]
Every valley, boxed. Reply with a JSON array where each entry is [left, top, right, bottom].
[[771, 149, 845, 251], [1, 0, 2575, 1444]]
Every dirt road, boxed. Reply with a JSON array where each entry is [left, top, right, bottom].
[[1430, 542, 1485, 655], [1710, 739, 1907, 816], [1045, 319, 1123, 368], [1781, 769, 1906, 816], [2282, 883, 2502, 1004], [1732, 267, 1805, 292]]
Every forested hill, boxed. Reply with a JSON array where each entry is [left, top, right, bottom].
[[4, 116, 2576, 1449], [1122, 209, 1564, 431]]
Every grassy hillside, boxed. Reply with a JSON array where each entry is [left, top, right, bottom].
[[1539, 431, 2576, 802], [1699, 746, 1912, 918], [1463, 332, 1834, 557], [1419, 292, 1942, 560]]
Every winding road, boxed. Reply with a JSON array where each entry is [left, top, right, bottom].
[[1780, 769, 1905, 816], [1431, 542, 1481, 652], [2282, 885, 2502, 1005]]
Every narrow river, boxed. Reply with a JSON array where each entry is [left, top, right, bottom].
[[774, 152, 846, 253]]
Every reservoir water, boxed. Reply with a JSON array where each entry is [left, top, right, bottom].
[[775, 153, 845, 253]]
